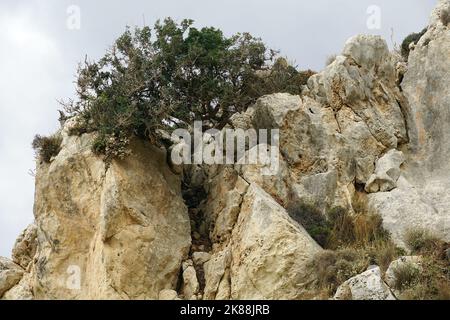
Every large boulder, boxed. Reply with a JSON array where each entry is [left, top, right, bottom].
[[248, 35, 408, 216], [28, 121, 191, 299], [365, 149, 405, 193], [384, 256, 422, 295], [0, 257, 24, 298], [229, 184, 322, 299], [12, 224, 37, 270], [203, 183, 322, 300], [333, 266, 396, 300]]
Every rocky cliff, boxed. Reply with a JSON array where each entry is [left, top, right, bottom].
[[1, 0, 449, 300]]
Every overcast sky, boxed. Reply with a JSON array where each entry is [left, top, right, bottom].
[[0, 0, 437, 257]]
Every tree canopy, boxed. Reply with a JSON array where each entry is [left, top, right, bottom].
[[64, 18, 314, 162]]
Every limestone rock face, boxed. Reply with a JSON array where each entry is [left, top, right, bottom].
[[12, 224, 37, 270], [23, 123, 191, 300], [365, 149, 405, 193], [368, 0, 450, 244], [247, 35, 408, 217], [158, 289, 179, 300], [2, 272, 34, 300], [5, 0, 450, 301], [202, 177, 322, 300], [182, 260, 200, 300], [0, 257, 24, 298], [229, 184, 322, 300], [333, 266, 396, 300]]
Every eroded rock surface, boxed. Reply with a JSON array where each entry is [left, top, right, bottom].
[[368, 0, 450, 245], [0, 257, 24, 298], [333, 266, 396, 300], [17, 122, 191, 300]]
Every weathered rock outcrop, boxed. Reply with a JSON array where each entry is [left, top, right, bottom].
[[0, 257, 24, 297], [3, 120, 191, 300], [368, 0, 450, 246], [201, 181, 322, 300], [333, 266, 396, 300], [11, 224, 37, 271], [1, 0, 449, 301]]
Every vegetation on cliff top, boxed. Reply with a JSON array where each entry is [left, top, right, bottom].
[[56, 18, 314, 163]]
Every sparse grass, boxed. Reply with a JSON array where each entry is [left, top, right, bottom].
[[304, 204, 403, 298], [392, 262, 421, 291], [396, 256, 450, 300], [404, 228, 442, 255], [308, 248, 370, 295], [368, 240, 403, 272], [386, 228, 450, 300], [308, 239, 403, 298], [290, 203, 392, 251], [32, 134, 63, 163]]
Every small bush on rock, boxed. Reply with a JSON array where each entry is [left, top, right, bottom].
[[392, 262, 421, 291], [396, 256, 450, 300], [288, 203, 331, 247], [401, 28, 427, 60], [32, 134, 63, 163], [309, 248, 370, 295], [404, 228, 442, 255]]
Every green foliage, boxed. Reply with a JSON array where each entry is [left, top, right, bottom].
[[288, 203, 331, 247], [401, 28, 427, 60], [63, 18, 312, 163], [32, 134, 62, 163], [244, 57, 315, 97]]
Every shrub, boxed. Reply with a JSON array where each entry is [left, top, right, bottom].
[[308, 248, 370, 295], [401, 28, 427, 60], [327, 207, 356, 248], [393, 228, 450, 300], [397, 256, 450, 300], [63, 18, 311, 163], [288, 203, 331, 247], [404, 228, 441, 254], [305, 205, 402, 298], [368, 240, 403, 272], [326, 207, 390, 249], [244, 57, 315, 97], [289, 204, 390, 250], [392, 262, 421, 291], [32, 134, 63, 163]]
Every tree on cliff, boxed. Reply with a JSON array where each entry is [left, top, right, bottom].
[[62, 18, 313, 163]]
